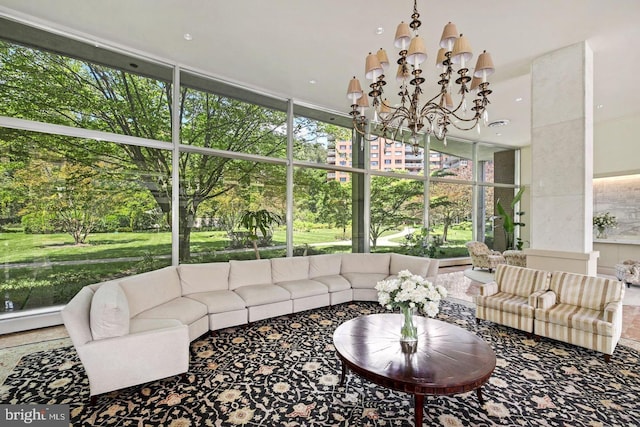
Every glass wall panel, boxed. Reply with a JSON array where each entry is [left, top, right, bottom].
[[0, 128, 171, 313], [293, 167, 352, 255], [478, 185, 496, 249], [292, 115, 353, 165], [371, 137, 424, 174], [180, 76, 287, 157], [428, 138, 473, 180], [0, 40, 172, 141], [370, 174, 424, 254], [429, 182, 472, 258], [181, 155, 287, 263]]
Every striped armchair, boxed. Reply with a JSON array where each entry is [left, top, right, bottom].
[[534, 272, 624, 362], [475, 264, 551, 333], [465, 241, 506, 273]]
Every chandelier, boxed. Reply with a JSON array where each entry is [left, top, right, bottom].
[[346, 0, 495, 153]]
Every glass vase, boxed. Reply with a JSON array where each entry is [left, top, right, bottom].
[[596, 227, 607, 239], [400, 306, 418, 342]]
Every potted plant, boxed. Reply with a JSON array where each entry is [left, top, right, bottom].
[[239, 209, 284, 259], [496, 187, 526, 250]]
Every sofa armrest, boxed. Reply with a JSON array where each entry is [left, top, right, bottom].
[[76, 324, 189, 396], [478, 281, 499, 297], [603, 300, 623, 323], [528, 290, 548, 308], [537, 291, 556, 309], [489, 250, 502, 256]]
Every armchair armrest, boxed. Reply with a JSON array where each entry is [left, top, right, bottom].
[[528, 289, 548, 308], [478, 281, 499, 297], [603, 300, 623, 323], [537, 291, 556, 309]]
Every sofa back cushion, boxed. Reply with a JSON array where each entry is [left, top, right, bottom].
[[119, 266, 182, 317], [271, 257, 309, 283], [228, 259, 272, 290], [341, 253, 390, 275], [90, 282, 130, 340], [178, 263, 230, 295], [390, 253, 437, 279], [495, 264, 550, 297], [309, 254, 342, 278], [550, 271, 623, 310]]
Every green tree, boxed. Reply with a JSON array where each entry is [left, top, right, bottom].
[[239, 209, 284, 259], [369, 175, 422, 249], [15, 160, 114, 244], [1, 41, 291, 260], [319, 180, 352, 240]]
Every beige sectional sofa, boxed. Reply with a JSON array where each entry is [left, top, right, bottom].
[[475, 264, 625, 362], [61, 253, 438, 400]]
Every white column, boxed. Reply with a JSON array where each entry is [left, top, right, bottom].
[[525, 42, 598, 275]]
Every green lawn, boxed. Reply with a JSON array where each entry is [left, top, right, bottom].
[[0, 225, 469, 311]]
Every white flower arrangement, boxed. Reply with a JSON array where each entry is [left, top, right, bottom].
[[593, 212, 617, 229], [374, 270, 448, 317]]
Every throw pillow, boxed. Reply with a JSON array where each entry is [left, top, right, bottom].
[[90, 282, 130, 340]]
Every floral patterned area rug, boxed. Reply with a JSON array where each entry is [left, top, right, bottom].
[[1, 300, 639, 426]]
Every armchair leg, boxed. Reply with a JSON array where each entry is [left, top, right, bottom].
[[604, 354, 611, 363], [475, 318, 480, 325]]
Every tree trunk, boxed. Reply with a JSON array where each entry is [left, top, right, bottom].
[[179, 206, 193, 262], [252, 240, 261, 259]]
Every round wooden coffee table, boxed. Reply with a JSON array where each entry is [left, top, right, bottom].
[[333, 313, 496, 426]]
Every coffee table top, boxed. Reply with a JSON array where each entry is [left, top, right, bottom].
[[333, 313, 496, 396]]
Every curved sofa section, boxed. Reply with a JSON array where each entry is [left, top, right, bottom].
[[61, 253, 438, 398]]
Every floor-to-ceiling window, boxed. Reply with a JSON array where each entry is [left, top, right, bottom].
[[0, 19, 520, 321]]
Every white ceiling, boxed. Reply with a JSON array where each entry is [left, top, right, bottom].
[[1, 0, 639, 147]]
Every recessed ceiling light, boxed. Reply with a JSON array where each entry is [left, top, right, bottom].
[[515, 97, 523, 102], [375, 27, 384, 35], [596, 104, 604, 109], [309, 79, 317, 84], [183, 33, 193, 41], [496, 133, 502, 136]]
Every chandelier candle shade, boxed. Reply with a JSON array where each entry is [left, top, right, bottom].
[[347, 0, 495, 154], [375, 270, 447, 342]]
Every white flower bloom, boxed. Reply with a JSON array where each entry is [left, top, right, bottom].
[[375, 270, 444, 318]]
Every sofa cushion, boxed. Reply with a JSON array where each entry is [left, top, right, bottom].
[[389, 253, 432, 278], [312, 275, 352, 292], [476, 292, 534, 317], [342, 272, 389, 289], [119, 266, 182, 317], [234, 284, 291, 306], [229, 259, 272, 290], [271, 257, 310, 283], [186, 290, 246, 314], [550, 272, 623, 310], [309, 254, 342, 278], [135, 297, 208, 326], [276, 279, 328, 299], [90, 282, 130, 340], [536, 303, 614, 336], [495, 265, 550, 298], [341, 253, 390, 274], [178, 263, 230, 294], [129, 318, 183, 334]]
